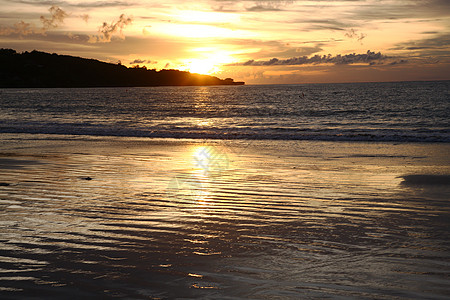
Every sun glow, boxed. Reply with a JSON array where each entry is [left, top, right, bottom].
[[182, 51, 235, 75], [176, 10, 239, 24], [185, 59, 220, 75]]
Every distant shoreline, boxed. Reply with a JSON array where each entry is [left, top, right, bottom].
[[0, 49, 244, 88]]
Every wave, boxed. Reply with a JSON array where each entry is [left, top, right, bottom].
[[1, 122, 449, 143], [400, 175, 450, 186]]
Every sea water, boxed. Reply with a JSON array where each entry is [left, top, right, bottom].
[[0, 81, 449, 299], [1, 81, 449, 142]]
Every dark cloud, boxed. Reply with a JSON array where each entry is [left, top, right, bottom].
[[261, 42, 323, 58], [40, 6, 67, 30], [0, 20, 35, 36], [130, 59, 157, 64], [130, 59, 146, 64], [213, 0, 294, 12], [392, 34, 450, 52], [89, 14, 133, 43], [69, 1, 136, 8], [213, 0, 450, 20], [246, 5, 281, 12], [0, 5, 67, 36], [216, 38, 327, 60], [99, 14, 132, 40], [261, 45, 325, 60], [7, 0, 64, 6], [1, 30, 91, 43], [389, 60, 408, 66], [66, 32, 90, 42], [350, 0, 450, 21], [234, 50, 390, 66], [5, 0, 134, 8], [80, 14, 89, 23], [292, 19, 353, 32], [345, 28, 366, 42], [307, 25, 345, 31], [246, 2, 294, 12], [139, 16, 157, 20]]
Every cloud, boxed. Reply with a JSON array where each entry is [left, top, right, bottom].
[[6, 0, 135, 8], [5, 0, 64, 6], [40, 5, 67, 30], [0, 5, 67, 36], [389, 33, 450, 63], [89, 14, 133, 43], [99, 14, 132, 41], [72, 1, 136, 8], [309, 20, 347, 28], [129, 58, 158, 64], [234, 50, 390, 66], [142, 25, 151, 35], [246, 3, 286, 12], [392, 34, 450, 51], [349, 0, 450, 21], [388, 59, 408, 66], [80, 14, 89, 23], [246, 5, 279, 12], [0, 20, 35, 36], [213, 0, 450, 20], [70, 1, 135, 8], [272, 18, 354, 32], [219, 38, 327, 61], [345, 28, 366, 42], [213, 0, 294, 12], [130, 59, 146, 64]]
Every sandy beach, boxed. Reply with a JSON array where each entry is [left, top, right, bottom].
[[0, 133, 449, 298]]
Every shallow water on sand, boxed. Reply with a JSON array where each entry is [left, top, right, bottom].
[[0, 135, 449, 299]]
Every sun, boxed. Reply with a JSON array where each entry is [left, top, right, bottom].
[[182, 52, 235, 75], [186, 59, 220, 75]]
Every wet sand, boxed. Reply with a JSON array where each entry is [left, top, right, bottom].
[[0, 134, 449, 299]]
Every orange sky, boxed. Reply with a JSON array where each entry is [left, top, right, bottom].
[[1, 0, 449, 84]]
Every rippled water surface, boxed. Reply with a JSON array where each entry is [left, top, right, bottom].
[[0, 136, 449, 298], [1, 81, 449, 142]]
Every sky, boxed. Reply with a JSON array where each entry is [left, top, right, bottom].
[[0, 0, 449, 84]]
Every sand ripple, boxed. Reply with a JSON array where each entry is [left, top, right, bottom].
[[0, 139, 449, 298]]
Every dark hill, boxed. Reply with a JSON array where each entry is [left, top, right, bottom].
[[0, 49, 244, 88]]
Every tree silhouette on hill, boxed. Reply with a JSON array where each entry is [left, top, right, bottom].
[[0, 49, 244, 88]]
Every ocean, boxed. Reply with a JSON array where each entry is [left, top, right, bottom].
[[1, 81, 449, 142], [0, 81, 449, 299]]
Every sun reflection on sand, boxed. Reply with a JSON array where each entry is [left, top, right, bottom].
[[192, 145, 229, 176], [166, 144, 232, 207]]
